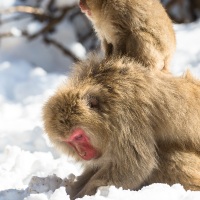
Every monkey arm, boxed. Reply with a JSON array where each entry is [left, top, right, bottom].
[[70, 144, 157, 200], [70, 167, 96, 199], [70, 165, 113, 199]]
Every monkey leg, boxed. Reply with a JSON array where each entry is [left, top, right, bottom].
[[147, 148, 200, 191]]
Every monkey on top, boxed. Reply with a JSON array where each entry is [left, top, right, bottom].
[[79, 0, 176, 71]]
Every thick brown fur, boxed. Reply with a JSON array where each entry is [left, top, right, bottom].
[[79, 0, 176, 71], [43, 56, 200, 199]]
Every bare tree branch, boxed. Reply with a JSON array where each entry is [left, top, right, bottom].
[[0, 6, 48, 17], [44, 37, 80, 62], [0, 28, 80, 63], [0, 32, 15, 38], [27, 5, 76, 40], [0, 2, 94, 61], [47, 0, 56, 11]]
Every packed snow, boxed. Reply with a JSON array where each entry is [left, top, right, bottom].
[[1, 0, 200, 199]]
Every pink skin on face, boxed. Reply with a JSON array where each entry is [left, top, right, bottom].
[[79, 0, 92, 16], [65, 128, 99, 161]]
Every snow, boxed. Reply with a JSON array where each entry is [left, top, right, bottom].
[[171, 22, 200, 75], [10, 27, 22, 37], [27, 22, 46, 36], [0, 0, 15, 8], [0, 1, 200, 198]]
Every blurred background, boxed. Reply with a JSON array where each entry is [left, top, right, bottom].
[[0, 0, 200, 73]]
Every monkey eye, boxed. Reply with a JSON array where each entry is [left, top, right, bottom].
[[88, 96, 99, 109], [75, 134, 83, 141]]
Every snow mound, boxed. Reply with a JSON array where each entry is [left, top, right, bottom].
[[1, 145, 200, 200]]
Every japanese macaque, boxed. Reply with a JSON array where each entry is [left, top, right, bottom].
[[43, 56, 200, 199], [79, 0, 176, 71]]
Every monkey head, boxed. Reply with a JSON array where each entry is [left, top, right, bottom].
[[42, 58, 117, 164], [43, 87, 110, 163]]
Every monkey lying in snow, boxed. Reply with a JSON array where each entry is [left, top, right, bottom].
[[43, 56, 200, 199], [79, 0, 176, 71]]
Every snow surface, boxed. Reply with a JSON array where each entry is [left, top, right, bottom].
[[1, 1, 200, 198], [0, 0, 86, 73]]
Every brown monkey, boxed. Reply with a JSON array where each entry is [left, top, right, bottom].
[[79, 0, 176, 71], [43, 56, 200, 199]]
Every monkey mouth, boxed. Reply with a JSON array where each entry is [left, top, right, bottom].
[[63, 128, 100, 161], [68, 138, 99, 161], [72, 144, 88, 159]]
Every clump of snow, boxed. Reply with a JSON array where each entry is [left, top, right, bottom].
[[94, 184, 200, 200], [10, 27, 22, 37], [27, 22, 46, 36], [28, 174, 75, 194], [0, 146, 81, 199], [70, 43, 87, 59]]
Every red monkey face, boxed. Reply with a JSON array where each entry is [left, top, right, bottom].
[[63, 128, 100, 161]]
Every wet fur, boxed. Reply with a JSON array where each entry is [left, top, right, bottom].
[[43, 56, 200, 199]]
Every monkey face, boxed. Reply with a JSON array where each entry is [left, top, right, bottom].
[[79, 0, 91, 16], [79, 0, 103, 17], [43, 82, 112, 163]]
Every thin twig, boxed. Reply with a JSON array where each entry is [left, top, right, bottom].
[[0, 6, 48, 17], [28, 5, 76, 40], [47, 0, 56, 11], [44, 37, 80, 62], [0, 32, 12, 38]]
